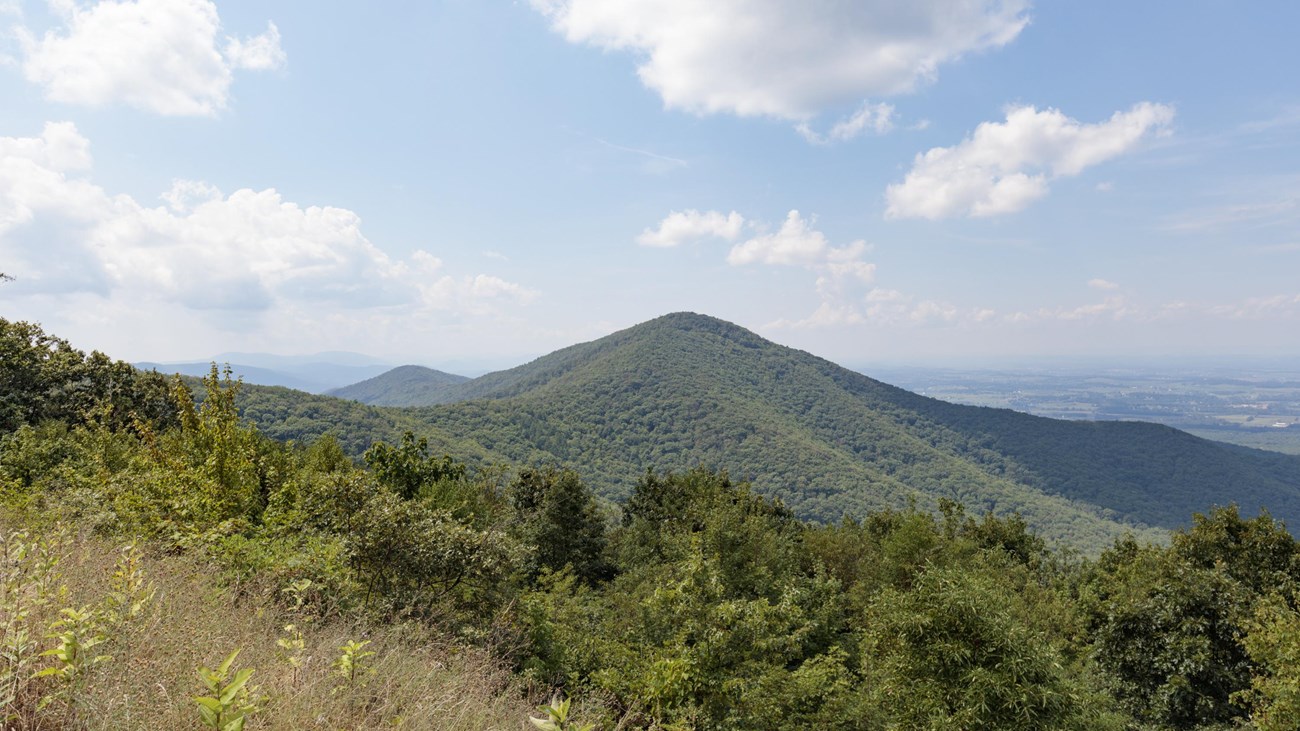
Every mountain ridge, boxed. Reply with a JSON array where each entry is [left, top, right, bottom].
[[236, 312, 1300, 551]]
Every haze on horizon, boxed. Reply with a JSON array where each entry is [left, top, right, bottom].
[[1, 1, 1298, 368]]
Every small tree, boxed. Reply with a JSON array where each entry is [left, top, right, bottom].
[[510, 467, 611, 585], [364, 431, 465, 502]]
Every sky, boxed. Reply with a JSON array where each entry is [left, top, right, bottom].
[[1, 0, 1299, 371]]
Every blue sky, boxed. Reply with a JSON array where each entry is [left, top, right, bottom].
[[1, 0, 1298, 370]]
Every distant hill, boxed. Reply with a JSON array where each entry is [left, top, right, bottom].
[[327, 365, 470, 406], [137, 355, 394, 394], [234, 312, 1300, 552]]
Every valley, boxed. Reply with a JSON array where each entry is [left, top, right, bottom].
[[869, 364, 1300, 455]]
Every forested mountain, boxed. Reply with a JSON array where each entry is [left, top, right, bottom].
[[326, 365, 470, 406], [240, 312, 1300, 551]]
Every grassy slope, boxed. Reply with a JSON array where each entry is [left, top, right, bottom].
[[2, 522, 534, 730]]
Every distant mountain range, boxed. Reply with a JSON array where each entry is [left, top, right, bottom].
[[233, 313, 1300, 552], [136, 351, 397, 394]]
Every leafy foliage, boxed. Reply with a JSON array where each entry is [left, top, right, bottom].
[[0, 318, 177, 433], [509, 467, 612, 585], [1082, 506, 1300, 728]]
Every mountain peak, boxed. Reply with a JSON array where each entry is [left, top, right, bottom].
[[631, 311, 767, 346], [643, 311, 744, 330]]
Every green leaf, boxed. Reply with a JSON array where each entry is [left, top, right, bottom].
[[216, 648, 241, 677], [220, 667, 254, 704], [194, 699, 219, 727]]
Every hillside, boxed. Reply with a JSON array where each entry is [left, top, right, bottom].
[[327, 365, 470, 406], [231, 313, 1300, 551]]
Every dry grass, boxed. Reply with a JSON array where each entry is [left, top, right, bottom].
[[3, 523, 541, 730]]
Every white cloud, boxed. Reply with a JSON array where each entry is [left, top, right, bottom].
[[223, 21, 284, 71], [885, 103, 1176, 219], [1050, 296, 1135, 321], [160, 178, 222, 213], [728, 210, 871, 273], [0, 122, 533, 318], [18, 0, 284, 116], [1088, 278, 1120, 290], [531, 0, 1029, 120], [637, 209, 744, 247], [797, 102, 895, 144], [997, 293, 1300, 327], [725, 210, 879, 327], [420, 275, 539, 315], [1208, 294, 1300, 320], [910, 300, 959, 323], [780, 302, 867, 328], [857, 287, 978, 327]]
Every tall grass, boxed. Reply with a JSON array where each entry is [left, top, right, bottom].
[[2, 520, 539, 730]]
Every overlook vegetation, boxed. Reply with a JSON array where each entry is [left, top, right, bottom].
[[7, 316, 1300, 729]]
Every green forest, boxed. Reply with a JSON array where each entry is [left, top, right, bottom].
[[6, 316, 1300, 730], [239, 313, 1300, 554]]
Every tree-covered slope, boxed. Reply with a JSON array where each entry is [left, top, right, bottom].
[[401, 313, 1298, 542], [326, 365, 470, 406], [231, 312, 1300, 551]]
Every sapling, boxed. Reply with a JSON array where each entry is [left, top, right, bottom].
[[103, 541, 156, 723], [33, 606, 110, 717], [104, 541, 156, 625], [529, 694, 596, 731], [2, 528, 69, 723], [332, 639, 374, 690], [275, 623, 306, 687], [281, 578, 313, 615], [194, 648, 259, 731]]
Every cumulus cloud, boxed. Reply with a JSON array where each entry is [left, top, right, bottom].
[[797, 102, 896, 144], [18, 0, 284, 116], [637, 209, 744, 247], [1208, 294, 1300, 320], [0, 122, 534, 317], [996, 292, 1300, 327], [1088, 278, 1120, 290], [727, 210, 872, 276], [531, 0, 1029, 120], [855, 287, 980, 327], [223, 21, 285, 71], [886, 103, 1176, 219], [726, 210, 879, 327]]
